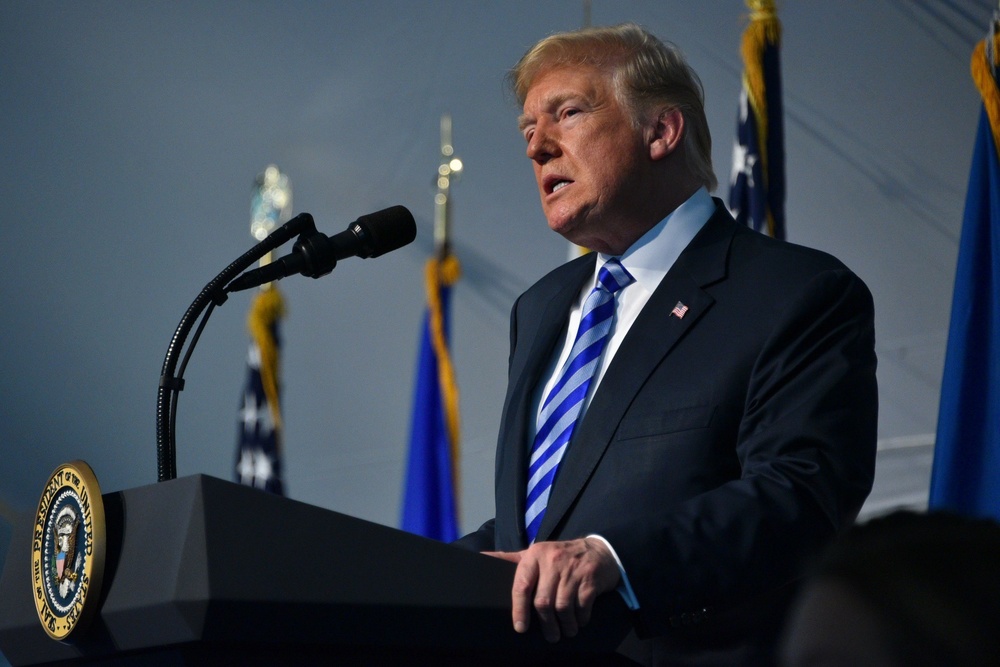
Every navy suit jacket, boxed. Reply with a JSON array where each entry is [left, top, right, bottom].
[[457, 202, 877, 665]]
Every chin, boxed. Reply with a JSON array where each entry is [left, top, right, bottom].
[[546, 211, 581, 235], [546, 219, 571, 238], [545, 207, 602, 249]]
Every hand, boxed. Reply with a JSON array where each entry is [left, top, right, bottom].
[[484, 537, 621, 642]]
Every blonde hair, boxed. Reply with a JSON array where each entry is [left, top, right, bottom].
[[509, 23, 717, 191]]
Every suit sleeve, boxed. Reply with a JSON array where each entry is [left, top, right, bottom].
[[453, 518, 496, 552], [601, 267, 878, 636], [452, 294, 523, 553]]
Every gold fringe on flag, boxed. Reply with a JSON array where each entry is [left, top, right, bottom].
[[247, 286, 286, 431], [971, 24, 1000, 157], [741, 0, 782, 237], [424, 253, 462, 498]]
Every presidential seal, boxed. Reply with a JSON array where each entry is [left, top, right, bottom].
[[31, 461, 106, 641]]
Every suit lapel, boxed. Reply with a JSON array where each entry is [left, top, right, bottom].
[[534, 206, 736, 542], [495, 255, 595, 550]]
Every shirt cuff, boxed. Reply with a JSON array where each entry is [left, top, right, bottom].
[[586, 534, 640, 610]]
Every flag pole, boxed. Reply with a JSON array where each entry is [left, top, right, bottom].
[[430, 114, 462, 501], [567, 0, 592, 259], [400, 116, 463, 540]]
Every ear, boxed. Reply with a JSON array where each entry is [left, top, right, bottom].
[[648, 108, 684, 161]]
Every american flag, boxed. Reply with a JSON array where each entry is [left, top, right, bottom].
[[729, 0, 786, 240], [235, 288, 285, 495], [671, 301, 689, 319]]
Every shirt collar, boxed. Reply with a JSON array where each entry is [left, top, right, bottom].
[[596, 187, 715, 291]]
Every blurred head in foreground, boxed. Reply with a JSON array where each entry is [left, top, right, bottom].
[[780, 510, 1000, 667]]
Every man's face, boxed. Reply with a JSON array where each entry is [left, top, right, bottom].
[[519, 65, 653, 254]]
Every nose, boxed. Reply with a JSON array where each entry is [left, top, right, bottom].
[[526, 119, 559, 164]]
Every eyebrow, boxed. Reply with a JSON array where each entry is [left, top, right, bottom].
[[517, 91, 581, 133]]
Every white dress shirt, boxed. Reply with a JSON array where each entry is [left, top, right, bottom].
[[530, 187, 714, 438]]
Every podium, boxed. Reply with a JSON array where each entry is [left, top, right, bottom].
[[0, 475, 633, 665]]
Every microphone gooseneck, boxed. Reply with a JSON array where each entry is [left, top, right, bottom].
[[157, 206, 415, 483]]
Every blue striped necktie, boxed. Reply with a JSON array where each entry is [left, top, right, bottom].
[[524, 258, 634, 543]]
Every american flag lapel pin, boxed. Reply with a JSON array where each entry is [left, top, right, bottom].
[[671, 301, 689, 319]]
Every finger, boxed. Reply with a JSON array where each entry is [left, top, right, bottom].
[[482, 550, 522, 563], [554, 584, 580, 639], [554, 545, 593, 638], [531, 552, 563, 642], [511, 554, 539, 634], [575, 537, 620, 629], [575, 580, 596, 629], [555, 538, 615, 638]]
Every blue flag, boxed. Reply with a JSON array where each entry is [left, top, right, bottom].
[[929, 106, 1000, 519], [729, 0, 786, 240], [235, 288, 286, 495], [401, 257, 461, 541], [929, 27, 1000, 519]]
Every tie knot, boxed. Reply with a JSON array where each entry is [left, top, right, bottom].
[[596, 258, 634, 294]]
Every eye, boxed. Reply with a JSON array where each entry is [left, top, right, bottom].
[[561, 107, 581, 120]]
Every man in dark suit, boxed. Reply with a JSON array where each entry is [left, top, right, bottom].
[[455, 23, 877, 666]]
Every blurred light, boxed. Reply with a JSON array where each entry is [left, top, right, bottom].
[[250, 164, 292, 240]]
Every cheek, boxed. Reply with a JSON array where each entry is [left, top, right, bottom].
[[589, 162, 621, 200], [598, 148, 641, 196]]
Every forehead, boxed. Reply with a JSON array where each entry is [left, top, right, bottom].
[[522, 65, 615, 111]]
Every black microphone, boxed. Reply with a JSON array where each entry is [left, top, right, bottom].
[[227, 205, 416, 292]]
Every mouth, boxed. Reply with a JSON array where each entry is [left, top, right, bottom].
[[543, 175, 573, 195]]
